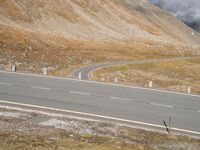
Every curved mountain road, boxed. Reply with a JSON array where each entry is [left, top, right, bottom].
[[70, 56, 200, 80]]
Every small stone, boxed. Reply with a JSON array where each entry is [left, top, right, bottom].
[[69, 134, 74, 137]]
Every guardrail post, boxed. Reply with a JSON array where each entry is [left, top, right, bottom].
[[78, 72, 82, 80], [149, 81, 153, 88]]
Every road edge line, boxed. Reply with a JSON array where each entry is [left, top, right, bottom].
[[0, 99, 200, 136]]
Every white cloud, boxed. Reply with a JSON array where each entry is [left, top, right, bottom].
[[149, 0, 200, 31]]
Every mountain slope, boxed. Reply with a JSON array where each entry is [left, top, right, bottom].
[[0, 0, 199, 73], [0, 0, 200, 44]]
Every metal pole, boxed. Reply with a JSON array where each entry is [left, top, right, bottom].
[[169, 115, 172, 132], [163, 121, 169, 133]]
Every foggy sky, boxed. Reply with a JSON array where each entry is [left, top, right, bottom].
[[149, 0, 200, 32]]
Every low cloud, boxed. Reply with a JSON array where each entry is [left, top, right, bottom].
[[150, 0, 200, 32]]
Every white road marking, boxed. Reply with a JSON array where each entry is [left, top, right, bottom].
[[0, 70, 200, 98], [0, 99, 200, 136], [0, 82, 11, 85], [150, 103, 174, 108], [70, 91, 90, 96], [30, 86, 51, 91], [0, 105, 99, 122], [109, 97, 132, 101]]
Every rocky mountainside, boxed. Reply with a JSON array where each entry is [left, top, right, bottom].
[[0, 0, 199, 73], [0, 0, 199, 43]]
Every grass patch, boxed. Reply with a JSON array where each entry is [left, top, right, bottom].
[[91, 58, 200, 94]]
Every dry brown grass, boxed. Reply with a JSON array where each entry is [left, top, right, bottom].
[[49, 64, 88, 77], [91, 58, 200, 94], [0, 24, 199, 74], [0, 0, 200, 74]]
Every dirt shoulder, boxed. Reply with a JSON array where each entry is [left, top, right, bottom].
[[91, 58, 200, 94], [0, 106, 200, 150]]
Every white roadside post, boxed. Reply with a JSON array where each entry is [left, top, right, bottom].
[[187, 86, 191, 94], [149, 81, 153, 88], [43, 68, 48, 76], [11, 65, 16, 72], [114, 77, 118, 83], [78, 72, 82, 80]]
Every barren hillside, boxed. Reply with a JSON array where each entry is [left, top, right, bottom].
[[0, 0, 199, 73]]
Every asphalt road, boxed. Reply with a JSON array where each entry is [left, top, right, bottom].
[[71, 56, 200, 80], [0, 71, 200, 136]]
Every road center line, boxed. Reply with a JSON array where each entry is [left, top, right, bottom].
[[1, 70, 200, 98], [109, 97, 132, 101], [150, 103, 174, 108], [30, 86, 51, 91], [0, 82, 11, 86], [70, 91, 90, 96]]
